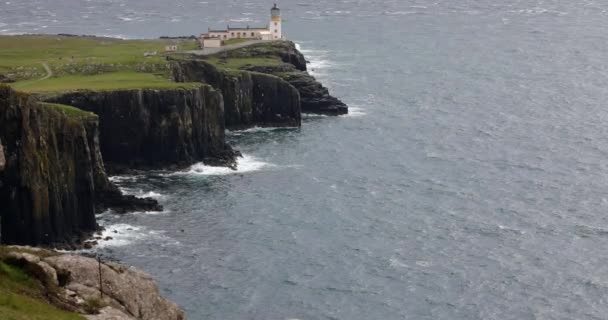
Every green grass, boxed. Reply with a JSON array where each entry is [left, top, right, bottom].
[[0, 35, 198, 79], [40, 102, 95, 118], [205, 56, 283, 70], [223, 38, 250, 45], [0, 260, 85, 320], [12, 72, 201, 92]]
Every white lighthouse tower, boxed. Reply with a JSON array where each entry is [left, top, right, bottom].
[[270, 3, 282, 39]]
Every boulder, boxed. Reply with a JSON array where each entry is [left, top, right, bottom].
[[85, 307, 135, 320], [44, 254, 185, 320], [5, 251, 59, 286]]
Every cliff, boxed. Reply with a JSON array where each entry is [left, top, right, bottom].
[[45, 85, 237, 171], [217, 41, 348, 115], [0, 85, 158, 247], [1, 246, 185, 320], [171, 60, 301, 128]]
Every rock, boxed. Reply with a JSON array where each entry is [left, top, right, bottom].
[[0, 137, 4, 171], [0, 85, 98, 246], [45, 254, 185, 320], [85, 307, 135, 320], [172, 60, 301, 129], [46, 86, 232, 172], [5, 251, 58, 286], [198, 40, 348, 116], [0, 85, 158, 246], [221, 40, 307, 71], [278, 71, 348, 115]]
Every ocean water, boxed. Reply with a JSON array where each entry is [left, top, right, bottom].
[[5, 0, 608, 319]]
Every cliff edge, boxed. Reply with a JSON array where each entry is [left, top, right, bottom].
[[45, 85, 237, 172], [0, 85, 159, 247]]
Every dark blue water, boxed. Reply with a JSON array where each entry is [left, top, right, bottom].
[[5, 1, 608, 319]]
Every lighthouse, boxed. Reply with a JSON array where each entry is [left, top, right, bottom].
[[271, 3, 282, 39]]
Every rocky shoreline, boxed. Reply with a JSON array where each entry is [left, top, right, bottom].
[[1, 245, 185, 320]]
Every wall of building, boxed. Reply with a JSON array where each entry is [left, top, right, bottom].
[[203, 38, 222, 48]]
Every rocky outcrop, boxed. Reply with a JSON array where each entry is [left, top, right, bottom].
[[243, 64, 348, 115], [46, 85, 236, 171], [220, 41, 348, 115], [3, 246, 185, 320], [221, 40, 307, 71], [0, 85, 159, 247], [172, 60, 301, 128]]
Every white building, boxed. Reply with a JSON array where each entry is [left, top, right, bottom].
[[164, 45, 178, 52], [200, 4, 283, 48]]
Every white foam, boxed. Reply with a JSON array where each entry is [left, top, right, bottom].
[[89, 219, 177, 248], [227, 126, 292, 135], [189, 155, 271, 175], [166, 154, 272, 176], [137, 191, 165, 199], [345, 106, 367, 117], [109, 175, 144, 183], [94, 223, 144, 247]]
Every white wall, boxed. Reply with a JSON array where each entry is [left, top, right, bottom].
[[270, 19, 282, 39], [203, 38, 222, 48]]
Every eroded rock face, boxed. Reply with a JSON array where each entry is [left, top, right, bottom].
[[0, 138, 5, 172], [0, 85, 98, 246], [0, 85, 160, 247], [172, 60, 301, 128], [47, 86, 234, 172], [242, 64, 348, 115], [218, 40, 348, 115]]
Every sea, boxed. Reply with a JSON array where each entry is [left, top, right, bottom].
[[3, 0, 608, 319]]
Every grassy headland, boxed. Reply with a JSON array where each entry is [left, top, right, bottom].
[[0, 35, 200, 92]]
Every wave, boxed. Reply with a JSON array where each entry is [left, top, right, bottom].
[[119, 188, 167, 200], [90, 222, 177, 248], [109, 175, 145, 183], [345, 106, 367, 117], [167, 154, 273, 176], [227, 126, 296, 135]]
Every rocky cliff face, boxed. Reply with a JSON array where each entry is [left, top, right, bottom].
[[0, 86, 99, 246], [0, 86, 159, 247], [4, 247, 185, 320], [47, 85, 236, 171], [222, 41, 348, 115], [172, 60, 301, 128], [0, 138, 5, 172]]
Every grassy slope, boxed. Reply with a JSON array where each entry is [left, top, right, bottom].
[[206, 56, 283, 70], [223, 38, 251, 45], [0, 248, 85, 320], [15, 72, 202, 92], [202, 41, 290, 72], [39, 102, 96, 118], [0, 35, 200, 92]]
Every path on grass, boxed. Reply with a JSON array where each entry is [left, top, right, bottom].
[[182, 40, 269, 56], [40, 63, 52, 80]]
